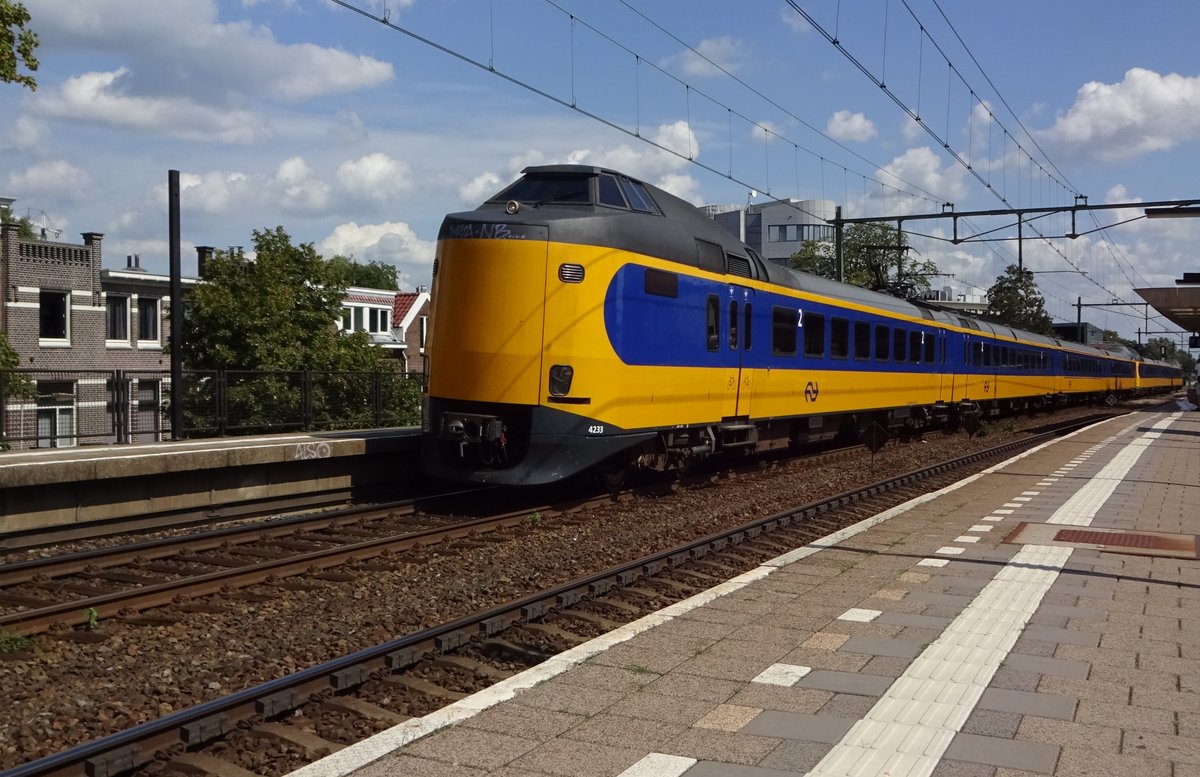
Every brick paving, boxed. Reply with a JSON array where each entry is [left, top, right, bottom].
[[293, 408, 1200, 777]]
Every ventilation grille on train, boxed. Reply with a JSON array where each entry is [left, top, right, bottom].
[[558, 263, 585, 283], [727, 254, 753, 278]]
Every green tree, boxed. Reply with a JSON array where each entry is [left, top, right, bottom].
[[1142, 336, 1178, 362], [181, 227, 387, 372], [1, 208, 35, 239], [790, 222, 940, 298], [0, 331, 35, 450], [328, 255, 399, 291], [1, 0, 38, 91], [985, 264, 1055, 335], [177, 227, 416, 432]]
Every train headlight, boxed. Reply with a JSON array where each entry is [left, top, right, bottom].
[[549, 364, 574, 396], [505, 200, 520, 214]]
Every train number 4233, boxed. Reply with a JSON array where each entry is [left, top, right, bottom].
[[587, 425, 605, 434]]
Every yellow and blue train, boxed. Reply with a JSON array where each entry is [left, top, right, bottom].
[[421, 164, 1183, 485]]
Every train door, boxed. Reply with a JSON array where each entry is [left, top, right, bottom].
[[729, 284, 754, 417], [936, 331, 949, 402]]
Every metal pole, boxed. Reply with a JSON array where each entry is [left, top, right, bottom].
[[1017, 215, 1023, 273], [1076, 296, 1082, 344], [834, 206, 844, 283], [169, 170, 183, 440]]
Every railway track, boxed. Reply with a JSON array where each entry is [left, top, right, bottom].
[[0, 412, 1110, 777], [0, 435, 881, 637]]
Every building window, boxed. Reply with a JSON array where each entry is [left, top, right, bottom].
[[419, 316, 428, 350], [39, 289, 70, 341], [138, 297, 160, 342], [766, 224, 835, 243], [370, 308, 390, 333], [341, 308, 352, 330], [106, 295, 129, 341], [36, 381, 76, 448]]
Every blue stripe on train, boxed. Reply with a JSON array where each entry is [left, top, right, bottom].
[[603, 263, 1127, 379]]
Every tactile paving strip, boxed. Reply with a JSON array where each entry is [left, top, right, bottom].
[[1002, 522, 1199, 559]]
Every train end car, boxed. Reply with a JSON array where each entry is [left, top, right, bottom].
[[421, 164, 722, 485]]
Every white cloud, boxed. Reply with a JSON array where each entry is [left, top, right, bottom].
[[26, 0, 393, 105], [654, 173, 702, 203], [827, 110, 877, 142], [336, 153, 414, 204], [5, 115, 47, 151], [877, 146, 967, 209], [6, 159, 94, 200], [1043, 68, 1200, 162], [319, 221, 434, 287], [276, 158, 331, 212], [453, 122, 704, 209], [780, 6, 811, 34], [36, 69, 269, 144], [459, 172, 502, 203], [663, 36, 746, 78], [750, 121, 782, 142]]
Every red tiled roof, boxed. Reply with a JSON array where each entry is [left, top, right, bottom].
[[345, 292, 394, 305], [393, 292, 419, 328]]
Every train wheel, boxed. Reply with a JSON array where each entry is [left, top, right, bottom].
[[597, 455, 630, 496]]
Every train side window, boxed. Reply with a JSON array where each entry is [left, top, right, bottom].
[[924, 332, 936, 363], [620, 177, 661, 214], [771, 306, 798, 355], [909, 331, 921, 364], [598, 174, 628, 208], [706, 295, 719, 351], [744, 303, 753, 351], [854, 321, 871, 360], [875, 324, 890, 361], [892, 327, 907, 363], [696, 239, 725, 274], [803, 312, 825, 357], [728, 301, 738, 350], [983, 343, 993, 367], [830, 317, 849, 358], [644, 268, 678, 298]]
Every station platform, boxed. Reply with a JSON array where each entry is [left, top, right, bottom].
[[0, 428, 420, 540], [293, 407, 1200, 777]]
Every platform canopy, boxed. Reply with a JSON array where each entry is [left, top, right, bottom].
[[1135, 274, 1200, 339]]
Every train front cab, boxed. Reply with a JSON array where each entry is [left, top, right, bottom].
[[422, 201, 667, 486]]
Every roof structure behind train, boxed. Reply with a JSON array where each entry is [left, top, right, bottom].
[[1135, 274, 1200, 334]]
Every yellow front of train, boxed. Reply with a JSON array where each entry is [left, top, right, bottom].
[[420, 166, 662, 485]]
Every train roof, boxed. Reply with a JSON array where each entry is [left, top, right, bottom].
[[456, 165, 1131, 361]]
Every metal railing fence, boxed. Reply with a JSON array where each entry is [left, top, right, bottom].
[[0, 368, 424, 450]]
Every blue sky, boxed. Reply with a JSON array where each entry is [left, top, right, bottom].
[[4, 0, 1200, 343]]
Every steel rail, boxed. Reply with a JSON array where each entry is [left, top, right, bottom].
[[0, 415, 1108, 777], [0, 504, 545, 636]]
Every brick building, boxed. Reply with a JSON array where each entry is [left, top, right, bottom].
[[1, 216, 192, 447], [3, 206, 429, 448]]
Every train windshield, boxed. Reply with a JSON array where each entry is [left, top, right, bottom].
[[490, 174, 592, 207]]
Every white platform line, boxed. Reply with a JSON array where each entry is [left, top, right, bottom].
[[285, 413, 1142, 777], [804, 413, 1178, 777]]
